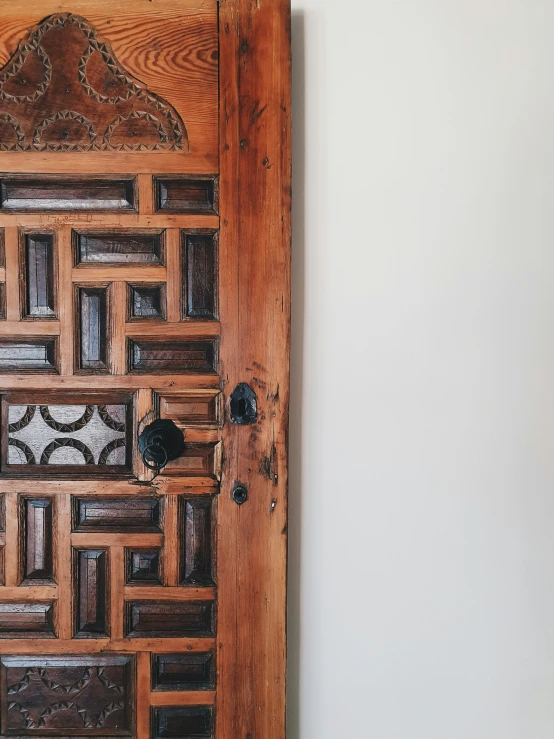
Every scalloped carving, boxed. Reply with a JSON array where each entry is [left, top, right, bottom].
[[0, 13, 187, 152]]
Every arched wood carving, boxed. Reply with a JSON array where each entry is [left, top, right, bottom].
[[0, 13, 188, 152]]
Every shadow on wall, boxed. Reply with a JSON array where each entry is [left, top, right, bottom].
[[287, 9, 305, 739]]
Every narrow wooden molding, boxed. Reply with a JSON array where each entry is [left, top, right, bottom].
[[4, 227, 19, 321]]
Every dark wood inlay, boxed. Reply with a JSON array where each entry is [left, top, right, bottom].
[[152, 653, 215, 691], [22, 498, 54, 583], [129, 283, 166, 320], [0, 339, 57, 372], [0, 603, 55, 638], [181, 497, 215, 586], [73, 497, 161, 533], [126, 549, 162, 585], [152, 707, 214, 739], [21, 233, 56, 318], [0, 178, 135, 211], [75, 231, 164, 266], [75, 549, 109, 637], [125, 601, 215, 638], [155, 177, 218, 214], [183, 231, 217, 320], [77, 286, 109, 371], [128, 339, 217, 374]]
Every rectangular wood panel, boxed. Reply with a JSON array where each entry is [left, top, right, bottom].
[[21, 233, 57, 318], [0, 655, 134, 734], [74, 231, 164, 266], [180, 497, 215, 586], [125, 601, 215, 638], [75, 549, 109, 638], [128, 340, 217, 373], [0, 178, 136, 211], [152, 706, 214, 739], [73, 498, 161, 533], [158, 392, 220, 426], [126, 549, 162, 585], [21, 498, 54, 584], [155, 178, 218, 215], [0, 603, 55, 638], [0, 339, 57, 372], [128, 284, 166, 321], [152, 653, 216, 691], [77, 286, 109, 372], [183, 231, 217, 320]]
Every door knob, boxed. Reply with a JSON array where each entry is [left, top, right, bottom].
[[138, 419, 184, 471]]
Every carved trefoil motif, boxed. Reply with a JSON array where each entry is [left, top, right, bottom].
[[0, 13, 187, 152]]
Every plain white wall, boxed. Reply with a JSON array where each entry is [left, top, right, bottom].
[[287, 1, 554, 737]]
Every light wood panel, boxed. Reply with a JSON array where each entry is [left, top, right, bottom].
[[218, 3, 291, 739]]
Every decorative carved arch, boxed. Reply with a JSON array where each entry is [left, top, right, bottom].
[[0, 12, 188, 152]]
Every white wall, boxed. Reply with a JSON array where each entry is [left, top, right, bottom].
[[287, 1, 554, 737]]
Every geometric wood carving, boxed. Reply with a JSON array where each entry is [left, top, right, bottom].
[[0, 655, 134, 734], [0, 178, 136, 212], [128, 340, 217, 374], [0, 13, 187, 152]]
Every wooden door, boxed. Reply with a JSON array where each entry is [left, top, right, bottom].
[[0, 3, 290, 739]]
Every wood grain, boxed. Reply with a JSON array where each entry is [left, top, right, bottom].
[[218, 3, 291, 739], [55, 493, 72, 639]]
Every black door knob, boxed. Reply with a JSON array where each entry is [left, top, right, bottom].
[[138, 419, 184, 471]]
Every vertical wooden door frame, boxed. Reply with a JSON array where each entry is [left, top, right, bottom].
[[218, 0, 291, 737]]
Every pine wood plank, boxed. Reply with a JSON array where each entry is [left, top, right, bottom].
[[150, 692, 216, 707], [123, 587, 216, 601], [162, 495, 179, 586], [0, 586, 57, 599], [72, 534, 164, 548], [0, 215, 219, 229], [0, 638, 216, 654], [4, 227, 20, 321], [55, 494, 73, 640], [0, 375, 220, 389], [166, 229, 182, 323], [136, 652, 151, 739], [218, 3, 291, 739], [0, 321, 60, 335], [57, 226, 74, 375], [110, 546, 124, 639], [4, 492, 19, 587]]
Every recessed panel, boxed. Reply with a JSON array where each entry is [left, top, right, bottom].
[[0, 339, 57, 372], [0, 178, 136, 211], [164, 443, 217, 477], [6, 403, 129, 470], [0, 655, 134, 734], [73, 498, 161, 533], [75, 549, 109, 637], [22, 234, 56, 318], [78, 287, 109, 371], [22, 498, 54, 583], [152, 653, 216, 691], [152, 707, 214, 739], [75, 231, 164, 266], [155, 177, 217, 214], [126, 549, 162, 585], [0, 603, 54, 638], [183, 231, 217, 319], [129, 284, 166, 320], [180, 497, 215, 586], [125, 601, 215, 638], [158, 392, 219, 426], [129, 339, 217, 373]]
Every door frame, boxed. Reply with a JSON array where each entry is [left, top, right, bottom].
[[218, 1, 291, 737]]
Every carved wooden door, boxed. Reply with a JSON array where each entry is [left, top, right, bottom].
[[0, 3, 290, 739]]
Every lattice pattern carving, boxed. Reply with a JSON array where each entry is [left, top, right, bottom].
[[7, 404, 127, 466], [0, 13, 187, 152]]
